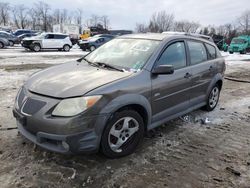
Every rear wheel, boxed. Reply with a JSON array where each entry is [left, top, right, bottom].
[[229, 51, 233, 54], [240, 50, 246, 54], [9, 41, 14, 46], [0, 42, 4, 48], [204, 84, 220, 111], [63, 44, 70, 52], [33, 44, 41, 52], [101, 110, 144, 158]]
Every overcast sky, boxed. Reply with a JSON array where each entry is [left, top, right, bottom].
[[8, 0, 249, 30]]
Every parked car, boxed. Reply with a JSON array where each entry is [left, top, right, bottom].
[[0, 31, 19, 46], [79, 37, 111, 51], [13, 29, 36, 37], [228, 35, 250, 54], [92, 34, 116, 39], [17, 33, 37, 43], [13, 33, 225, 158], [21, 33, 72, 52], [0, 37, 10, 48]]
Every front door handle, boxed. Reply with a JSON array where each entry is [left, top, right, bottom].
[[184, 72, 192, 78]]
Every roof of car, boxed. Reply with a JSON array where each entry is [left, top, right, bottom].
[[119, 33, 168, 40], [119, 32, 214, 43], [43, 32, 68, 36]]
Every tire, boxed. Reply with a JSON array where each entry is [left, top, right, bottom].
[[63, 44, 70, 52], [32, 44, 41, 52], [240, 50, 246, 54], [0, 42, 4, 48], [9, 41, 14, 46], [101, 110, 144, 158], [229, 51, 233, 54], [89, 45, 96, 51], [204, 84, 220, 111]]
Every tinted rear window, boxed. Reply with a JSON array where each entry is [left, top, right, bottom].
[[187, 41, 207, 65], [54, 35, 67, 39], [205, 43, 216, 60]]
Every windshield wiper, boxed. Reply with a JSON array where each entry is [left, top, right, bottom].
[[77, 57, 99, 67], [94, 62, 124, 72]]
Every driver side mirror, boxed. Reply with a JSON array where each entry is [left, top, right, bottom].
[[152, 65, 174, 75]]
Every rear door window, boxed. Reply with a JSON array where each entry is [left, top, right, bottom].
[[187, 41, 207, 65], [47, 34, 55, 39], [157, 41, 186, 70], [205, 43, 216, 60], [54, 35, 66, 39]]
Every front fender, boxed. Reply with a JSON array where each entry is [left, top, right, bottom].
[[99, 94, 152, 127]]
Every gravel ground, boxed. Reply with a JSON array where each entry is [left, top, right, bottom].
[[0, 47, 250, 188]]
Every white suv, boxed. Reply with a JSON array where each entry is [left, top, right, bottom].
[[21, 33, 72, 52]]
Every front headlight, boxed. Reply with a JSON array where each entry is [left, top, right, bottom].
[[52, 95, 102, 117]]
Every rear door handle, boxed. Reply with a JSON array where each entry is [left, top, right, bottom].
[[184, 72, 192, 78]]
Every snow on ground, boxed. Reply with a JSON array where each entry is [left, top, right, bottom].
[[221, 51, 250, 63], [0, 44, 87, 58]]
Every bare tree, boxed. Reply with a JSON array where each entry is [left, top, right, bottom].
[[0, 2, 10, 26], [33, 1, 51, 31], [238, 10, 250, 34], [148, 11, 174, 33], [75, 9, 83, 25], [135, 23, 148, 33], [101, 15, 110, 30], [174, 20, 200, 33], [12, 4, 29, 29], [28, 8, 38, 30], [53, 9, 61, 24], [89, 14, 100, 27]]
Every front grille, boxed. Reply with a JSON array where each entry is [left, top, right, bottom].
[[22, 98, 46, 115], [233, 47, 238, 51]]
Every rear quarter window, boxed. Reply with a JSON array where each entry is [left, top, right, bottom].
[[205, 43, 216, 60], [187, 41, 207, 65]]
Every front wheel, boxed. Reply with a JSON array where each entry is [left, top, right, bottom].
[[204, 84, 220, 111], [32, 44, 41, 52], [101, 110, 144, 158]]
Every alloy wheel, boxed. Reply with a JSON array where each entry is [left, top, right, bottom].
[[209, 87, 219, 108], [108, 117, 139, 153]]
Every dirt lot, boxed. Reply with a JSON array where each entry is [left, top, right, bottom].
[[0, 47, 250, 188]]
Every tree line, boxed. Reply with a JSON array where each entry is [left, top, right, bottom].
[[136, 10, 250, 42], [0, 1, 110, 32]]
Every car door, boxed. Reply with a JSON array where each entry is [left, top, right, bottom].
[[43, 34, 56, 48], [187, 40, 217, 105], [54, 34, 65, 48], [151, 40, 193, 123]]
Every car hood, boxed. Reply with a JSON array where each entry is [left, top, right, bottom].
[[25, 61, 132, 98], [23, 36, 41, 41]]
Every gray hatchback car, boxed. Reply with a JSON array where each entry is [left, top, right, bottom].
[[13, 33, 225, 158]]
